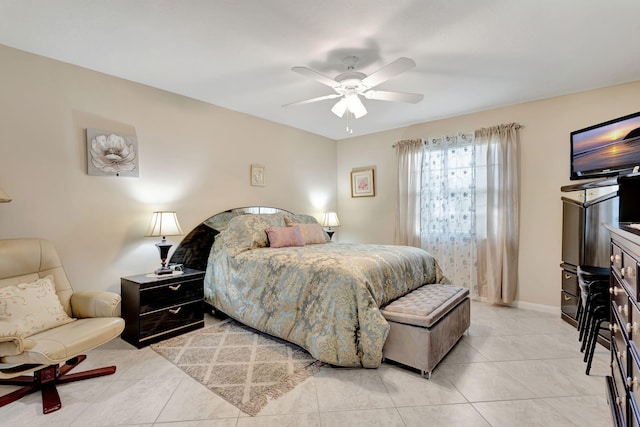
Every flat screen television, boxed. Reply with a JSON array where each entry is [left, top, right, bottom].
[[570, 111, 640, 180]]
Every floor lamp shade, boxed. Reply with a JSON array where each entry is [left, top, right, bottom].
[[146, 211, 183, 275]]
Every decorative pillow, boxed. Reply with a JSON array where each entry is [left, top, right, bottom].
[[284, 213, 319, 226], [266, 225, 305, 248], [219, 213, 287, 256], [0, 275, 75, 337], [294, 223, 328, 244], [284, 213, 331, 242]]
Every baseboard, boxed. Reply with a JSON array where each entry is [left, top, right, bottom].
[[511, 300, 559, 315], [471, 296, 559, 315]]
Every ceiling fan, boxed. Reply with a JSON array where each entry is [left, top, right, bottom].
[[284, 56, 424, 120]]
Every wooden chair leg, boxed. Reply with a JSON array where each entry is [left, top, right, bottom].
[[0, 355, 117, 414], [37, 366, 61, 414]]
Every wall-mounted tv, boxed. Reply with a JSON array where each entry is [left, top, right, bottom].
[[570, 111, 640, 180]]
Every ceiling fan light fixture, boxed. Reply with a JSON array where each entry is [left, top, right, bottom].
[[291, 56, 419, 125], [331, 98, 348, 118], [347, 95, 367, 118]]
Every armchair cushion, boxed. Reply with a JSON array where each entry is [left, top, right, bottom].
[[2, 317, 124, 365], [0, 275, 75, 337], [0, 327, 28, 357], [71, 291, 122, 318]]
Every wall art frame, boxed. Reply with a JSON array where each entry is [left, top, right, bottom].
[[250, 164, 265, 186], [86, 128, 139, 177], [351, 168, 375, 197]]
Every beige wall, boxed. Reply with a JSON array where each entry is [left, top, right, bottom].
[[337, 80, 640, 308], [2, 42, 638, 309], [0, 45, 337, 293]]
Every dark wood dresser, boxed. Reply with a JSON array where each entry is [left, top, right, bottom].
[[120, 268, 205, 348], [606, 224, 640, 426]]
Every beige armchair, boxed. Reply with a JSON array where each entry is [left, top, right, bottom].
[[0, 238, 125, 414]]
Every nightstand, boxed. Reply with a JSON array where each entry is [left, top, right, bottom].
[[120, 268, 205, 348]]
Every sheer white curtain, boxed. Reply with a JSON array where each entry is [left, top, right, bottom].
[[394, 139, 423, 247], [474, 123, 521, 304], [420, 133, 478, 292], [394, 124, 520, 302]]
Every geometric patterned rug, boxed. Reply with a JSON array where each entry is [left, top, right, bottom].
[[151, 319, 322, 416]]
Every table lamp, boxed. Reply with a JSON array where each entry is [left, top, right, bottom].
[[146, 211, 183, 275], [321, 212, 341, 240], [0, 187, 11, 203]]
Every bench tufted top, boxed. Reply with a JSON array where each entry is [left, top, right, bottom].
[[381, 284, 469, 328]]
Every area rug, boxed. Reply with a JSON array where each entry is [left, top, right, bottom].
[[151, 319, 322, 416]]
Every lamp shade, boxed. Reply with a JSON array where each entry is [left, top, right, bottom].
[[321, 212, 341, 228], [145, 211, 183, 237], [0, 187, 11, 203]]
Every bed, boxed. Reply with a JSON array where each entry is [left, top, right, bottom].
[[169, 207, 449, 368]]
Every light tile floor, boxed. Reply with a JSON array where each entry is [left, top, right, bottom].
[[0, 300, 613, 426]]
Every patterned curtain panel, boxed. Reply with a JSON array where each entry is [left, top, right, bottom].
[[420, 133, 479, 294]]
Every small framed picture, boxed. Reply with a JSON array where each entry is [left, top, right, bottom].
[[351, 168, 375, 197], [250, 164, 265, 186]]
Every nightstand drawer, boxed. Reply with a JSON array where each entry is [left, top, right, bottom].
[[140, 278, 202, 313], [121, 268, 205, 348], [139, 299, 204, 340]]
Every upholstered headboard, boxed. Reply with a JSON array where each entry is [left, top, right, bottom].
[[169, 206, 292, 271]]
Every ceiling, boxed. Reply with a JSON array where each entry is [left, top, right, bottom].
[[1, 1, 639, 141]]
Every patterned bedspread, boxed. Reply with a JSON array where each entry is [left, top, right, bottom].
[[204, 237, 448, 367]]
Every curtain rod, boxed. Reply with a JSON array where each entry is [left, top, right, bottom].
[[391, 123, 523, 148]]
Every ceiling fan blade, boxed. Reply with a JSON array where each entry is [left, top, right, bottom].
[[292, 66, 340, 88], [363, 90, 424, 103], [283, 93, 342, 107], [361, 57, 416, 89]]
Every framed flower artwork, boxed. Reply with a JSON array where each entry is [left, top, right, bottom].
[[86, 128, 139, 177], [351, 168, 375, 197]]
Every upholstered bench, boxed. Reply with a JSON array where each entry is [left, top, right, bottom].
[[381, 284, 470, 378]]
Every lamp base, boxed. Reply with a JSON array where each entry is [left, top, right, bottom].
[[326, 230, 335, 240], [155, 238, 173, 275]]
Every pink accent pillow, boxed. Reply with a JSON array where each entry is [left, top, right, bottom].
[[266, 225, 305, 248], [294, 223, 327, 244]]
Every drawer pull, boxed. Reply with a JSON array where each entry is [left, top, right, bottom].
[[564, 273, 572, 280], [563, 294, 572, 301], [169, 284, 182, 291], [610, 286, 624, 296], [627, 376, 639, 392], [617, 350, 626, 361], [621, 268, 625, 278], [627, 266, 635, 279], [627, 323, 632, 333], [610, 323, 619, 335], [168, 307, 182, 315]]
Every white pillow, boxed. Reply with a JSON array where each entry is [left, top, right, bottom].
[[0, 275, 75, 337]]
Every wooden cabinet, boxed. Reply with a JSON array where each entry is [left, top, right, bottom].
[[606, 225, 640, 426], [560, 179, 618, 328], [121, 268, 205, 348]]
